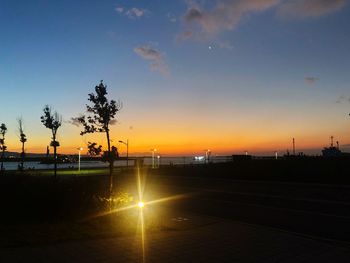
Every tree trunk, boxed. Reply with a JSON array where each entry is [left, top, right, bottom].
[[1, 135, 4, 172], [106, 129, 113, 197], [21, 142, 25, 170], [0, 149, 4, 171], [53, 134, 57, 179], [54, 146, 57, 178]]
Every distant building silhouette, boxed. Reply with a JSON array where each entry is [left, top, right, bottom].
[[232, 154, 252, 161], [322, 136, 342, 157], [322, 146, 342, 157]]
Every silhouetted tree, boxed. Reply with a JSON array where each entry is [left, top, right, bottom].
[[87, 142, 102, 156], [17, 117, 27, 171], [102, 146, 119, 162], [41, 105, 62, 178], [75, 81, 122, 195], [0, 123, 7, 172]]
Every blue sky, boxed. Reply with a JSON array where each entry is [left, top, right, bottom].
[[1, 0, 350, 155]]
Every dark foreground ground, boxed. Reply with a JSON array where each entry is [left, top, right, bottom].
[[1, 159, 350, 262], [2, 213, 350, 262]]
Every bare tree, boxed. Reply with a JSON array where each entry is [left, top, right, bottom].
[[0, 123, 7, 172], [17, 117, 27, 171], [41, 106, 62, 178], [75, 81, 122, 194]]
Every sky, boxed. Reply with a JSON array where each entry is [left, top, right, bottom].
[[1, 0, 350, 156]]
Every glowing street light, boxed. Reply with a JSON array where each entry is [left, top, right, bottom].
[[157, 155, 161, 168], [77, 147, 83, 172], [118, 139, 129, 167], [138, 201, 145, 208], [150, 149, 157, 168]]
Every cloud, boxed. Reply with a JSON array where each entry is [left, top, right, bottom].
[[183, 0, 280, 37], [68, 117, 82, 127], [277, 0, 346, 18], [336, 95, 345, 103], [115, 7, 124, 13], [134, 46, 170, 76], [167, 13, 177, 23], [180, 0, 347, 42], [335, 95, 350, 104], [115, 6, 148, 19], [304, 76, 318, 85], [218, 41, 234, 50], [126, 8, 147, 18], [176, 30, 194, 41]]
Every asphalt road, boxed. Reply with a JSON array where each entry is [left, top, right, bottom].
[[144, 175, 350, 244]]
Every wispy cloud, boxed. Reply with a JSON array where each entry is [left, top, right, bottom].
[[126, 8, 147, 18], [277, 0, 346, 18], [304, 76, 318, 85], [115, 7, 124, 14], [115, 6, 148, 19], [134, 46, 170, 76], [182, 0, 279, 37], [336, 95, 345, 103], [177, 30, 194, 41], [180, 0, 347, 42], [218, 41, 234, 50], [68, 116, 83, 127], [335, 95, 350, 104], [167, 13, 177, 23]]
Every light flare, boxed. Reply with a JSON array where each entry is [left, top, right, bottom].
[[82, 166, 198, 263], [138, 206, 146, 263], [83, 192, 197, 221]]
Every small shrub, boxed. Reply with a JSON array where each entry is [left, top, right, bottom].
[[93, 191, 134, 210]]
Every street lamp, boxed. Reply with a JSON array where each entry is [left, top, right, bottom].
[[118, 139, 129, 167], [77, 147, 83, 172], [150, 149, 157, 168], [204, 149, 211, 163], [157, 155, 160, 168]]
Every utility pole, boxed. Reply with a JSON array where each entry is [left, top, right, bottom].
[[292, 138, 296, 155]]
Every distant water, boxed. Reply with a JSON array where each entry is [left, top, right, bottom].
[[1, 156, 231, 171]]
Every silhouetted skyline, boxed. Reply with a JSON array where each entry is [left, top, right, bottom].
[[1, 0, 350, 155]]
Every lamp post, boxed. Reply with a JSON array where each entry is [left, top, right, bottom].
[[204, 149, 211, 163], [118, 139, 129, 167], [151, 149, 157, 168], [157, 155, 160, 168], [77, 147, 83, 172]]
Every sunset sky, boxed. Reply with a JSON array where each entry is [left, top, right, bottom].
[[1, 0, 350, 156]]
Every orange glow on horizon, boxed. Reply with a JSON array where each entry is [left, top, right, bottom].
[[5, 133, 350, 156], [3, 111, 350, 156]]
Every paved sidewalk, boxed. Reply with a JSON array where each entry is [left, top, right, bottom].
[[1, 214, 350, 262]]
